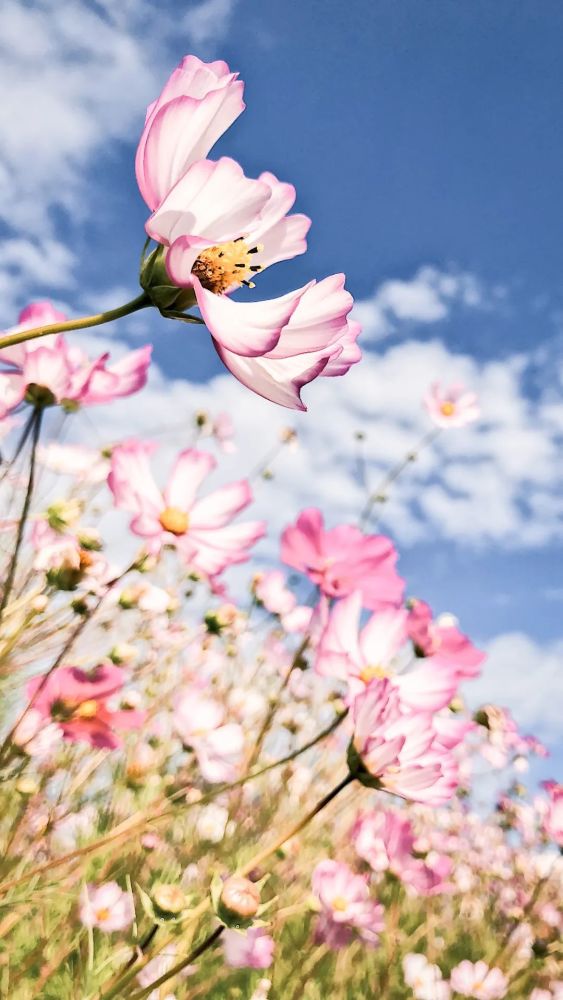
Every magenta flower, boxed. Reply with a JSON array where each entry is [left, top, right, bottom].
[[281, 508, 404, 610], [449, 961, 508, 999], [350, 679, 460, 805], [222, 927, 275, 969], [407, 599, 485, 680], [138, 57, 361, 408], [173, 689, 244, 783], [423, 381, 480, 428], [26, 663, 145, 750], [311, 859, 384, 949], [79, 882, 134, 932], [0, 303, 151, 418], [316, 591, 459, 711], [108, 441, 264, 578], [136, 55, 246, 212]]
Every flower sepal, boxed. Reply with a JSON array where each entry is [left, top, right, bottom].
[[139, 244, 199, 316], [346, 741, 380, 790]]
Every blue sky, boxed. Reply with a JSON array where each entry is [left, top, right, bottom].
[[0, 0, 561, 778]]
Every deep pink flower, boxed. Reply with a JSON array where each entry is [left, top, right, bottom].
[[281, 508, 404, 610], [223, 927, 275, 969], [136, 56, 245, 211], [407, 599, 485, 680], [108, 441, 264, 577], [449, 961, 508, 999], [26, 664, 145, 750], [423, 381, 480, 428], [79, 882, 134, 932], [311, 859, 384, 949], [317, 591, 459, 711], [0, 303, 151, 418], [351, 679, 460, 805]]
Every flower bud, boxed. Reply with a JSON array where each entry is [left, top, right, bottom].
[[15, 776, 39, 796], [152, 883, 186, 916], [219, 876, 260, 922]]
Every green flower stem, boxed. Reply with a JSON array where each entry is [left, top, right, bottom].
[[0, 710, 348, 897], [0, 293, 151, 353], [125, 772, 356, 1000], [359, 427, 441, 528], [0, 407, 42, 619]]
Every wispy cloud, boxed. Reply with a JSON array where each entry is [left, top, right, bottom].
[[354, 265, 506, 341]]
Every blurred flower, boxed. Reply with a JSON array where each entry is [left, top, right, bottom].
[[109, 441, 264, 578], [542, 781, 563, 847], [222, 926, 274, 969], [423, 381, 480, 428], [281, 508, 404, 610], [350, 679, 460, 805], [312, 859, 384, 949], [407, 599, 485, 679], [79, 882, 134, 932], [449, 961, 508, 999], [0, 302, 151, 418], [26, 664, 145, 750], [174, 689, 243, 783], [403, 953, 451, 1000], [38, 442, 110, 482], [195, 803, 229, 842]]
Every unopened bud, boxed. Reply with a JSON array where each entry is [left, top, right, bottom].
[[30, 595, 48, 614], [152, 883, 186, 916], [219, 876, 260, 921], [15, 777, 39, 796]]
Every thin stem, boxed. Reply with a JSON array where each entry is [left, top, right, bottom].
[[359, 427, 441, 528], [126, 774, 355, 1000], [0, 408, 42, 618], [0, 710, 348, 896], [244, 636, 310, 774], [0, 294, 151, 353]]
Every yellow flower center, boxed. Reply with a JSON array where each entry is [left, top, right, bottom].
[[95, 907, 110, 922], [191, 238, 263, 294], [159, 507, 189, 536], [75, 699, 98, 720], [440, 401, 456, 416], [359, 664, 388, 684], [331, 896, 348, 912]]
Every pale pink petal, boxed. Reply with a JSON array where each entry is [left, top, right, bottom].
[[164, 448, 215, 510], [195, 279, 310, 357], [189, 480, 252, 529]]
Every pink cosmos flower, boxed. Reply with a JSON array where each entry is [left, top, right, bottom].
[[136, 55, 246, 211], [26, 664, 145, 750], [108, 441, 264, 578], [352, 809, 453, 896], [37, 443, 111, 482], [317, 591, 459, 711], [137, 61, 361, 409], [311, 859, 384, 949], [403, 953, 451, 1000], [79, 882, 134, 932], [222, 927, 275, 969], [407, 599, 485, 680], [351, 679, 460, 805], [449, 961, 508, 999], [423, 381, 480, 429], [212, 411, 237, 452], [281, 508, 404, 610], [542, 781, 563, 847], [174, 689, 244, 783], [0, 303, 151, 418]]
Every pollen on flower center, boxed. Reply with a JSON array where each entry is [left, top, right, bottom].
[[95, 907, 110, 922], [359, 664, 388, 684], [331, 896, 348, 912], [440, 401, 456, 416], [191, 238, 263, 295], [75, 699, 98, 720], [159, 507, 189, 536]]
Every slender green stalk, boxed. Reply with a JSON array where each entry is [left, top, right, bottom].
[[123, 773, 355, 1000], [360, 427, 441, 528], [0, 294, 151, 353], [0, 408, 42, 618]]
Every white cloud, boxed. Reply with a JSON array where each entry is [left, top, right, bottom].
[[354, 265, 501, 341], [182, 0, 241, 47], [48, 324, 562, 553]]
